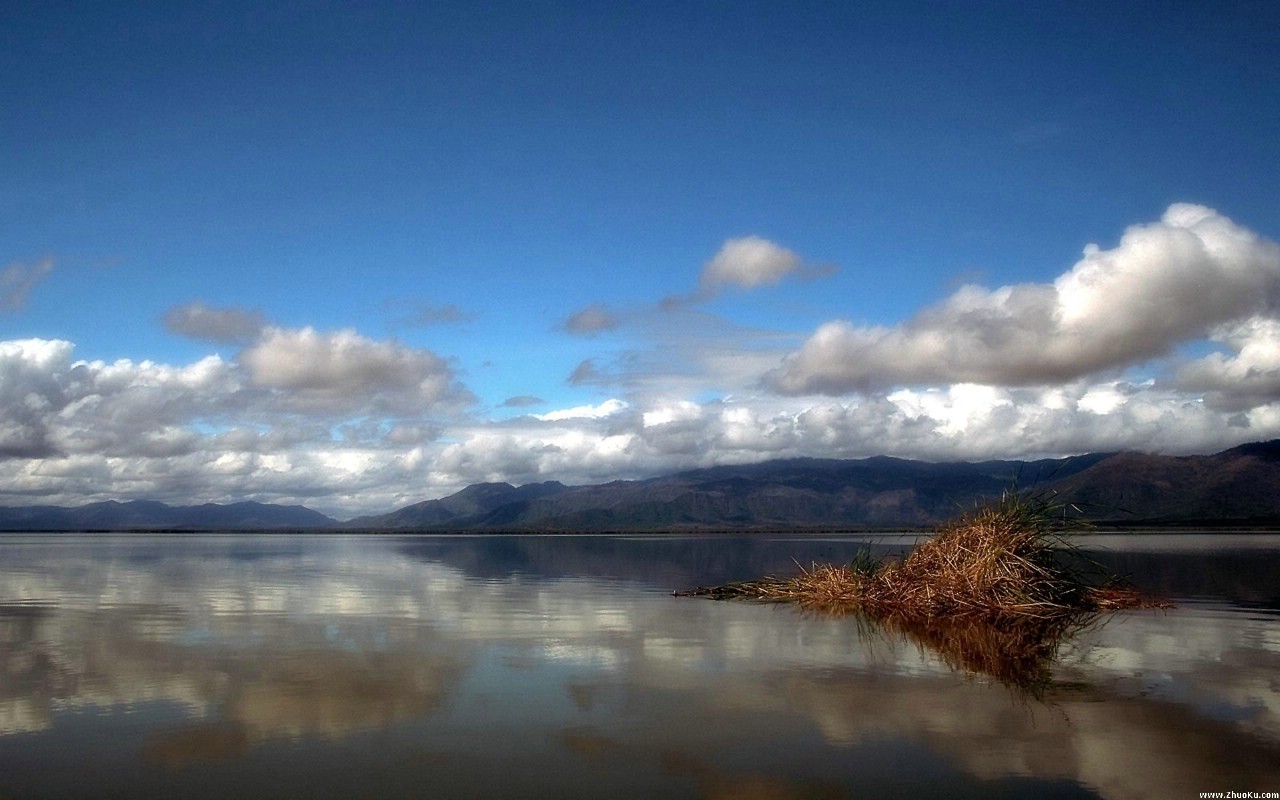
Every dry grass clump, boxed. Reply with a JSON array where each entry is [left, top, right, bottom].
[[676, 492, 1168, 620], [674, 493, 1172, 690]]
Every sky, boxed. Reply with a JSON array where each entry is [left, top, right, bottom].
[[2, 1, 1279, 517]]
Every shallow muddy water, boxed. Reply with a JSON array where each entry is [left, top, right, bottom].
[[0, 532, 1277, 799]]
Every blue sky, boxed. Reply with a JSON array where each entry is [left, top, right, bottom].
[[3, 1, 1279, 516]]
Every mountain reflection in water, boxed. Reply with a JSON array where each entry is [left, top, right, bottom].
[[0, 532, 1277, 799]]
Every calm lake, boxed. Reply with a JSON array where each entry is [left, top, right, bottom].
[[1, 532, 1278, 799]]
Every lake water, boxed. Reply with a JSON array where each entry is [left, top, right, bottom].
[[1, 533, 1278, 799]]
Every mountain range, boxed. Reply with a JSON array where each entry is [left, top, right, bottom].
[[0, 500, 333, 531], [4, 440, 1280, 531], [348, 440, 1280, 531]]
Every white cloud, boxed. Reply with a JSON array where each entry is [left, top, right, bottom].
[[1176, 316, 1280, 410], [0, 338, 75, 457], [769, 205, 1280, 394], [663, 236, 825, 308], [411, 379, 1280, 496], [641, 400, 703, 428], [241, 327, 471, 414], [701, 236, 802, 290], [2, 330, 1278, 516], [0, 341, 241, 461], [534, 398, 628, 421], [0, 331, 475, 515]]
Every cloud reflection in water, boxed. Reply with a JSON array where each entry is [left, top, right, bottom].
[[0, 533, 1276, 799]]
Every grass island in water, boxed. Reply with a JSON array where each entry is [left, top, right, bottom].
[[675, 492, 1170, 620], [675, 493, 1172, 692]]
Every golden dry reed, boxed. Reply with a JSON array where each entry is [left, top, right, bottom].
[[676, 492, 1170, 620]]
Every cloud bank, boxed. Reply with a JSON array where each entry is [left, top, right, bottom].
[[769, 205, 1280, 393], [3, 205, 1279, 516], [0, 327, 473, 514], [2, 332, 1278, 516], [420, 382, 1280, 491]]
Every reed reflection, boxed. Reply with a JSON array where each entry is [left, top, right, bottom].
[[831, 608, 1100, 696]]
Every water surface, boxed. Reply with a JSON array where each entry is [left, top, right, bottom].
[[1, 533, 1277, 799]]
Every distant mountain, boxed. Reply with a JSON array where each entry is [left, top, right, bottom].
[[1048, 440, 1280, 525], [359, 481, 570, 529], [348, 452, 1114, 531], [0, 500, 335, 531], [8, 440, 1280, 531], [350, 442, 1280, 530]]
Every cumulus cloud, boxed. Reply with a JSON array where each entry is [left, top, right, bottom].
[[0, 331, 474, 515], [0, 338, 239, 464], [701, 236, 803, 290], [1176, 316, 1280, 410], [0, 257, 53, 312], [0, 338, 74, 457], [663, 236, 827, 308], [163, 302, 267, 343], [562, 304, 620, 336], [769, 205, 1280, 394], [241, 327, 471, 414]]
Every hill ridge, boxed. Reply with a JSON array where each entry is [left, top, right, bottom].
[[4, 441, 1280, 531], [349, 441, 1280, 530]]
